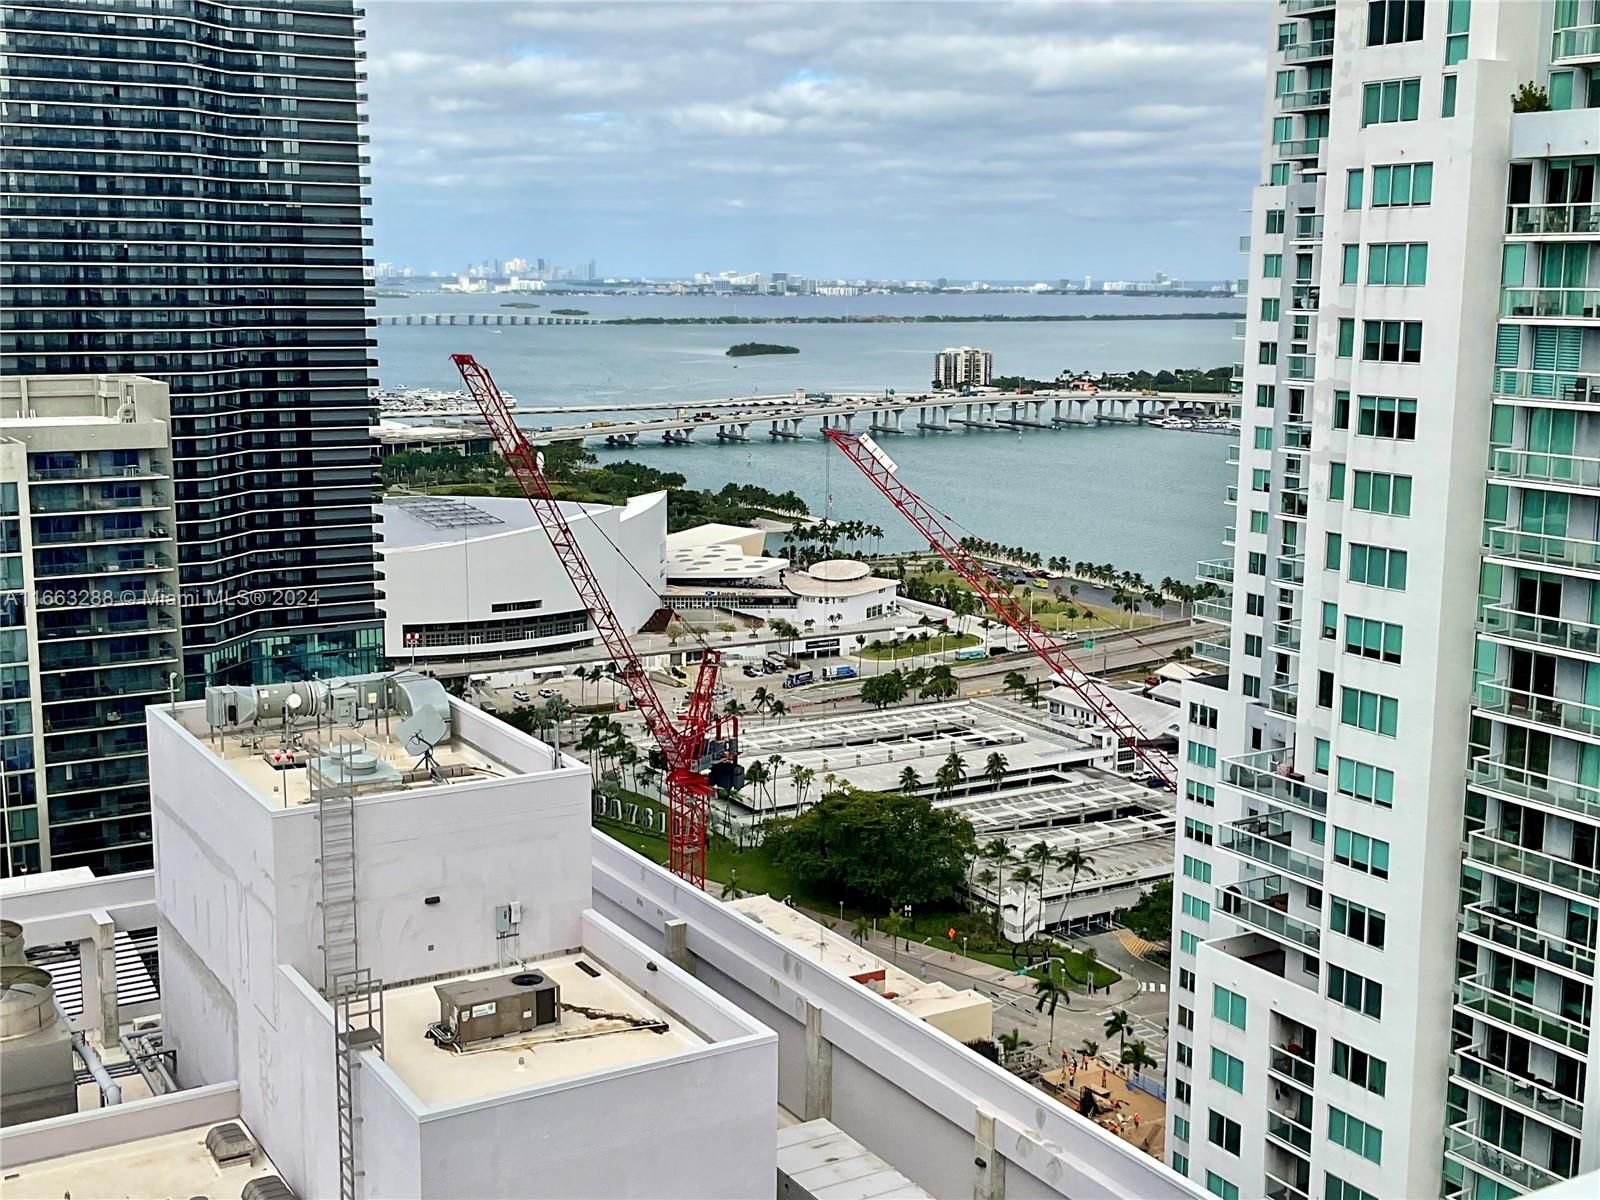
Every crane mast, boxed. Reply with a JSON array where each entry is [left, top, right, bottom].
[[451, 354, 732, 887], [822, 429, 1178, 790]]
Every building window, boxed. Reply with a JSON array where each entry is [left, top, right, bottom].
[[1252, 469, 1272, 493], [1321, 602, 1339, 639], [1174, 1115, 1192, 1143], [1333, 828, 1391, 879], [1212, 985, 1247, 1030], [1263, 253, 1283, 279], [1206, 1172, 1240, 1200], [1183, 855, 1213, 883], [1445, 0, 1470, 63], [1371, 162, 1433, 206], [1207, 1111, 1242, 1157], [1182, 893, 1211, 922], [1337, 318, 1355, 358], [1250, 510, 1269, 535], [1332, 1040, 1389, 1096], [1261, 297, 1280, 321], [1329, 462, 1346, 500], [1186, 780, 1217, 807], [1246, 593, 1265, 617], [1337, 757, 1395, 807], [1189, 704, 1219, 729], [1367, 0, 1424, 45], [1270, 163, 1291, 186], [1260, 342, 1279, 365], [1340, 686, 1399, 736], [1209, 1048, 1245, 1093], [1366, 242, 1428, 285], [1356, 395, 1418, 439], [1255, 426, 1274, 450], [1352, 470, 1412, 516], [1346, 168, 1364, 210], [1334, 390, 1351, 429], [1327, 1174, 1379, 1200], [1185, 818, 1214, 846], [1331, 896, 1387, 948], [1361, 320, 1423, 363], [1188, 743, 1218, 769], [1348, 542, 1407, 590], [1441, 73, 1458, 116], [1341, 244, 1360, 284], [1180, 931, 1200, 955], [1257, 384, 1276, 408], [1345, 616, 1404, 663], [1172, 1153, 1189, 1178], [1326, 532, 1342, 571], [1266, 208, 1286, 234], [1243, 633, 1262, 657], [1242, 675, 1261, 699], [1362, 78, 1422, 126], [1328, 1106, 1384, 1164]]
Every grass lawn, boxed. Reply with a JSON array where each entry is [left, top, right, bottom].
[[905, 568, 1161, 632], [858, 632, 980, 660], [593, 814, 823, 905]]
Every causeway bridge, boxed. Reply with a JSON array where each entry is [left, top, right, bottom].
[[375, 312, 601, 326]]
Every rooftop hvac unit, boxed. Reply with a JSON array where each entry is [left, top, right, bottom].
[[430, 970, 560, 1050], [205, 1121, 256, 1165], [0, 964, 75, 1128], [242, 1177, 297, 1200]]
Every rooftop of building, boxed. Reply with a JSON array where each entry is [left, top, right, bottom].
[[378, 491, 662, 552], [2, 1118, 283, 1199], [783, 559, 897, 599], [665, 541, 788, 582], [663, 522, 768, 551], [378, 952, 707, 1108], [1047, 680, 1183, 742], [372, 419, 495, 446]]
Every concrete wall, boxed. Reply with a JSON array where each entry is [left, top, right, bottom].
[[0, 1081, 240, 1169], [592, 832, 1204, 1200]]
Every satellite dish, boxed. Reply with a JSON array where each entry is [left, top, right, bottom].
[[399, 707, 448, 757]]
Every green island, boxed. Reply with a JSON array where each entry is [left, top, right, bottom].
[[499, 301, 541, 309], [993, 365, 1235, 393], [383, 439, 806, 531], [726, 342, 800, 357], [551, 307, 589, 316]]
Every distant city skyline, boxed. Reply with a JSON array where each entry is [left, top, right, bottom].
[[365, 2, 1266, 280]]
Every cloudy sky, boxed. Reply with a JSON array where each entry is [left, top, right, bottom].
[[365, 1, 1268, 280]]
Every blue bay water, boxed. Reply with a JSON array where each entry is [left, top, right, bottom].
[[373, 292, 1240, 581]]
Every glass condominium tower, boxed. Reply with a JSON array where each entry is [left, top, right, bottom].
[[1, 0, 384, 874], [1168, 2, 1599, 1200]]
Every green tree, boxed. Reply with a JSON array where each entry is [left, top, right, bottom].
[[1079, 1037, 1100, 1060], [743, 761, 771, 814], [1056, 846, 1096, 917], [998, 1028, 1031, 1058], [1104, 1009, 1133, 1051], [851, 915, 872, 945], [861, 670, 907, 709], [881, 911, 906, 961], [1079, 947, 1103, 994], [1022, 681, 1042, 708], [1010, 865, 1038, 939], [1120, 1039, 1158, 1077], [763, 790, 978, 908], [1002, 670, 1026, 699], [983, 752, 1009, 788], [1033, 972, 1069, 1049], [934, 752, 967, 799], [922, 664, 958, 701], [899, 765, 922, 793], [790, 765, 817, 813], [1120, 879, 1173, 943]]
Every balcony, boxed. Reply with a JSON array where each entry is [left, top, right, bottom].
[[1487, 447, 1600, 494], [1194, 633, 1232, 668], [1456, 973, 1591, 1053], [1231, 362, 1245, 383], [1452, 1049, 1586, 1132], [1225, 484, 1239, 506], [1507, 202, 1600, 238], [1227, 442, 1242, 464], [1468, 756, 1600, 823], [1443, 1120, 1564, 1193], [1264, 1174, 1310, 1200], [1551, 23, 1600, 63], [1280, 89, 1330, 111], [1223, 747, 1328, 817], [1465, 830, 1600, 902], [1267, 1045, 1317, 1091], [1265, 1110, 1314, 1156], [1275, 554, 1305, 586], [32, 552, 174, 579], [1219, 812, 1324, 883], [1484, 524, 1600, 574], [1281, 39, 1333, 63], [1197, 558, 1234, 585], [1273, 620, 1301, 653], [1290, 285, 1320, 312], [1275, 139, 1322, 161], [30, 491, 167, 514], [1285, 353, 1315, 381], [1493, 369, 1598, 407], [1474, 676, 1600, 742], [1479, 603, 1600, 658], [1501, 287, 1600, 321], [1280, 491, 1308, 520], [1232, 320, 1247, 342], [1285, 0, 1334, 12], [1459, 902, 1597, 980], [28, 462, 167, 482], [1292, 213, 1323, 241], [1218, 874, 1321, 951], [1283, 421, 1312, 449], [1269, 685, 1299, 719], [1223, 525, 1237, 547], [1195, 597, 1232, 624]]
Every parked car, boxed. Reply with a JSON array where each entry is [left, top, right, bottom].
[[537, 688, 557, 699], [512, 690, 532, 703]]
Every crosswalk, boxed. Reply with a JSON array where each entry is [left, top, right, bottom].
[[1139, 980, 1168, 993]]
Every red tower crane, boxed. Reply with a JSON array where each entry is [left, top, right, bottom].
[[451, 354, 736, 888], [823, 429, 1177, 790]]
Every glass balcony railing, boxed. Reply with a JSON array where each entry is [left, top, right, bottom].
[[1269, 684, 1299, 718], [1264, 1174, 1311, 1200], [1195, 634, 1232, 666], [1225, 484, 1239, 506], [1267, 1045, 1317, 1090], [1227, 443, 1241, 463], [1492, 369, 1599, 405], [1466, 830, 1600, 901], [1280, 491, 1308, 519], [1468, 755, 1600, 823], [1222, 525, 1237, 547], [1507, 202, 1600, 237], [1218, 874, 1321, 951], [1459, 902, 1597, 979], [28, 461, 167, 482], [1265, 1110, 1314, 1155], [1452, 1048, 1587, 1132], [1285, 353, 1316, 380], [1551, 23, 1600, 61], [1480, 603, 1600, 657], [1484, 524, 1600, 573], [1456, 974, 1591, 1053], [1223, 747, 1328, 816], [1292, 213, 1324, 240], [1195, 597, 1232, 624], [1501, 287, 1600, 320], [1197, 558, 1234, 584], [1273, 620, 1301, 653], [1290, 285, 1320, 311], [1474, 676, 1600, 741], [1280, 89, 1331, 111], [1281, 39, 1333, 62], [33, 552, 175, 578], [1275, 554, 1305, 585], [1285, 0, 1335, 12], [1487, 447, 1600, 491], [1283, 421, 1312, 449], [1275, 138, 1322, 160], [1219, 814, 1324, 883], [1443, 1120, 1564, 1193]]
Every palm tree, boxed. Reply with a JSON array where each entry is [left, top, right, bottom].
[[973, 867, 997, 912], [791, 765, 816, 812], [851, 915, 872, 945], [1002, 670, 1026, 699], [1120, 1039, 1158, 1078], [1056, 847, 1096, 918], [719, 869, 745, 901], [1022, 841, 1054, 931], [998, 1028, 1032, 1059], [982, 840, 1011, 932], [752, 686, 772, 713], [743, 761, 770, 813], [983, 752, 1008, 790], [1104, 1009, 1133, 1052], [766, 699, 787, 722], [723, 698, 746, 717], [1079, 1037, 1100, 1061], [1033, 972, 1069, 1049], [1010, 865, 1038, 939], [1022, 681, 1042, 709], [898, 765, 921, 793], [882, 911, 906, 961]]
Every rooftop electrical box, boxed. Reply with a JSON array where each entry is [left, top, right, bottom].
[[432, 971, 559, 1049]]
